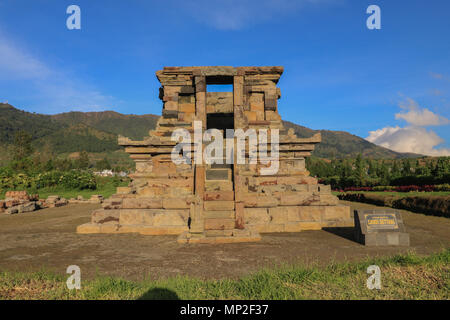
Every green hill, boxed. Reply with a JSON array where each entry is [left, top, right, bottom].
[[36, 123, 120, 153], [0, 103, 64, 144], [50, 111, 159, 141], [0, 103, 158, 154], [0, 103, 420, 159]]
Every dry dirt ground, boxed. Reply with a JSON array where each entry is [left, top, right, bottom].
[[0, 201, 448, 281]]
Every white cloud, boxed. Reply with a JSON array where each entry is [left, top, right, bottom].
[[179, 0, 336, 30], [366, 99, 450, 156], [366, 126, 450, 156], [0, 31, 115, 113], [395, 98, 449, 126], [0, 37, 51, 80]]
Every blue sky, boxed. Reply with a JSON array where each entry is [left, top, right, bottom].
[[0, 0, 449, 155]]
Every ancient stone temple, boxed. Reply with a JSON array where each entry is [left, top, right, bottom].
[[77, 66, 352, 243]]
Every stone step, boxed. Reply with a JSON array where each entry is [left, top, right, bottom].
[[205, 168, 232, 181], [204, 200, 235, 211], [203, 191, 234, 201], [204, 229, 234, 237], [205, 180, 233, 192], [204, 218, 235, 230], [177, 229, 262, 244], [203, 210, 235, 219]]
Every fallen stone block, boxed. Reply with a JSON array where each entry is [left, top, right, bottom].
[[5, 199, 21, 208], [17, 202, 36, 213], [55, 198, 68, 207], [5, 206, 19, 214], [89, 195, 104, 203], [5, 191, 30, 201], [46, 195, 60, 204]]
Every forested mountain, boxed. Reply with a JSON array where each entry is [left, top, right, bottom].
[[1, 103, 420, 159], [1, 103, 157, 154]]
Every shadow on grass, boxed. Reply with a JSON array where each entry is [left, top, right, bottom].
[[138, 287, 180, 300], [322, 227, 356, 242]]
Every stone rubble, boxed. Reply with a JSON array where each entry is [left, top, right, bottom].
[[1, 191, 105, 214], [1, 191, 39, 214]]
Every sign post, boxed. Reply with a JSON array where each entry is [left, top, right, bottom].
[[354, 209, 410, 246]]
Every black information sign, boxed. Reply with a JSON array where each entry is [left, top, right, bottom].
[[354, 209, 409, 246]]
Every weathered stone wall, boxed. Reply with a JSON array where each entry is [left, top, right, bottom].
[[206, 92, 233, 114]]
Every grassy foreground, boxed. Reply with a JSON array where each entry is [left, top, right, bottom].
[[0, 249, 448, 300]]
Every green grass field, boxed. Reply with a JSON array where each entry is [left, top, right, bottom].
[[1, 249, 448, 300]]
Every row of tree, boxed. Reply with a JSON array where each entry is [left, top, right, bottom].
[[306, 154, 450, 188], [6, 131, 450, 189]]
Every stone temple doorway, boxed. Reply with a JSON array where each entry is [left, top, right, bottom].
[[201, 78, 236, 233]]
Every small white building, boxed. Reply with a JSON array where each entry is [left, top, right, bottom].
[[93, 170, 128, 177]]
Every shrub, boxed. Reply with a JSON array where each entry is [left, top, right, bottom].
[[338, 193, 450, 218], [1, 170, 97, 191], [435, 184, 450, 192], [58, 171, 97, 190], [343, 186, 373, 192], [372, 185, 395, 192], [36, 171, 64, 188]]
